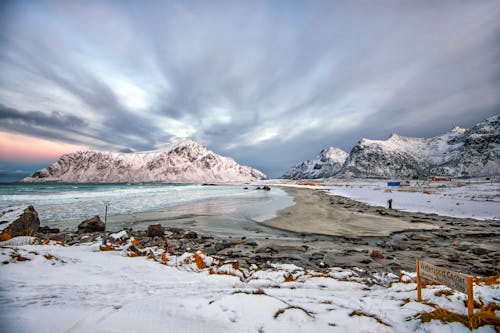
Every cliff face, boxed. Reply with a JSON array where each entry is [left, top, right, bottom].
[[22, 140, 267, 183]]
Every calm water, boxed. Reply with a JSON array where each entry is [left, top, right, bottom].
[[0, 183, 294, 237]]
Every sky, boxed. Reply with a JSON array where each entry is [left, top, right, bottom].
[[0, 0, 499, 181]]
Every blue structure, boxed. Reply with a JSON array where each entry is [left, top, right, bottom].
[[387, 181, 401, 186]]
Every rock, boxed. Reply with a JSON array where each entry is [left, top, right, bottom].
[[262, 186, 271, 191], [215, 243, 230, 251], [0, 206, 40, 240], [38, 226, 60, 234], [470, 247, 489, 256], [185, 231, 198, 239], [370, 250, 384, 259], [78, 216, 105, 233], [147, 224, 164, 237]]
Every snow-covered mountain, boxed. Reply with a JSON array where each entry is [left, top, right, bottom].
[[340, 115, 499, 178], [22, 140, 267, 183], [281, 147, 348, 179]]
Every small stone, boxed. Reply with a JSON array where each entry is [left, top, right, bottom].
[[471, 247, 489, 256], [147, 224, 164, 237], [185, 231, 198, 239], [38, 226, 60, 234]]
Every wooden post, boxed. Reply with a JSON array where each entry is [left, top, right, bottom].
[[467, 276, 474, 318], [416, 259, 422, 301]]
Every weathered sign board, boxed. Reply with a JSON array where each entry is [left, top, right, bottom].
[[416, 259, 474, 317]]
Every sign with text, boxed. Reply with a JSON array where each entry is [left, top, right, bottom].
[[416, 259, 474, 317], [418, 260, 469, 293]]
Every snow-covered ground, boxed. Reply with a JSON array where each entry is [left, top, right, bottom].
[[272, 179, 500, 220], [1, 240, 498, 333], [323, 179, 499, 220]]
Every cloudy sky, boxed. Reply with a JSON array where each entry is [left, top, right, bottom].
[[0, 0, 499, 181]]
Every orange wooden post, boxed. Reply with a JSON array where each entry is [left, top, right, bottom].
[[416, 259, 422, 301], [467, 276, 474, 318]]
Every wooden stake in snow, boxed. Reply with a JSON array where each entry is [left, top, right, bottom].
[[416, 259, 474, 318]]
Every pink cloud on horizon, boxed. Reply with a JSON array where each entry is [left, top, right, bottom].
[[0, 131, 89, 164]]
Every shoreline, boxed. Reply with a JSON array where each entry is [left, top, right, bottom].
[[36, 185, 499, 276]]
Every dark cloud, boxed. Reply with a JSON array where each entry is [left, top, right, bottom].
[[0, 104, 86, 128], [0, 0, 499, 177]]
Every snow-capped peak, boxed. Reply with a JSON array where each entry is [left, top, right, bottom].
[[451, 126, 466, 134], [281, 147, 348, 179], [339, 115, 499, 178], [22, 140, 267, 183]]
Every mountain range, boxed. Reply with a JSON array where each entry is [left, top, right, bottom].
[[282, 115, 499, 179], [22, 140, 267, 183]]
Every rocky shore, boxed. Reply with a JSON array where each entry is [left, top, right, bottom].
[[29, 186, 499, 277]]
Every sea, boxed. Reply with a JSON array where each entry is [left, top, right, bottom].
[[0, 183, 294, 238]]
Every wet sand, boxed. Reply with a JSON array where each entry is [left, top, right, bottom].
[[260, 187, 438, 237]]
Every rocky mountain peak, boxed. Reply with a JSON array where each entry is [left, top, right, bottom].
[[281, 147, 348, 179], [22, 140, 267, 183]]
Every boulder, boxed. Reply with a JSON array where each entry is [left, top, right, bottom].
[[0, 206, 40, 240], [147, 224, 164, 237], [78, 216, 105, 233]]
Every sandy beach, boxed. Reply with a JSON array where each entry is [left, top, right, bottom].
[[260, 187, 438, 237]]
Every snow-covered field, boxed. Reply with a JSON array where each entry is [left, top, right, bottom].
[[1, 239, 498, 333], [273, 179, 500, 220]]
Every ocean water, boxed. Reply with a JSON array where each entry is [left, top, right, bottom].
[[0, 183, 294, 236]]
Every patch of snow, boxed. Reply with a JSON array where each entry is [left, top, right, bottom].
[[0, 236, 35, 246], [0, 206, 24, 232], [320, 179, 500, 220], [0, 243, 498, 333]]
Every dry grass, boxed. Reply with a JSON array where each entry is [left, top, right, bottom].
[[400, 298, 411, 306], [193, 252, 206, 270], [15, 254, 30, 262], [434, 289, 454, 297], [274, 306, 314, 319], [0, 232, 12, 242], [100, 244, 115, 251], [349, 310, 391, 326], [485, 274, 500, 286], [161, 251, 168, 265], [418, 305, 500, 332]]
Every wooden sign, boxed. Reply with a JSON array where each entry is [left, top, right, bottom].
[[416, 259, 474, 317]]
